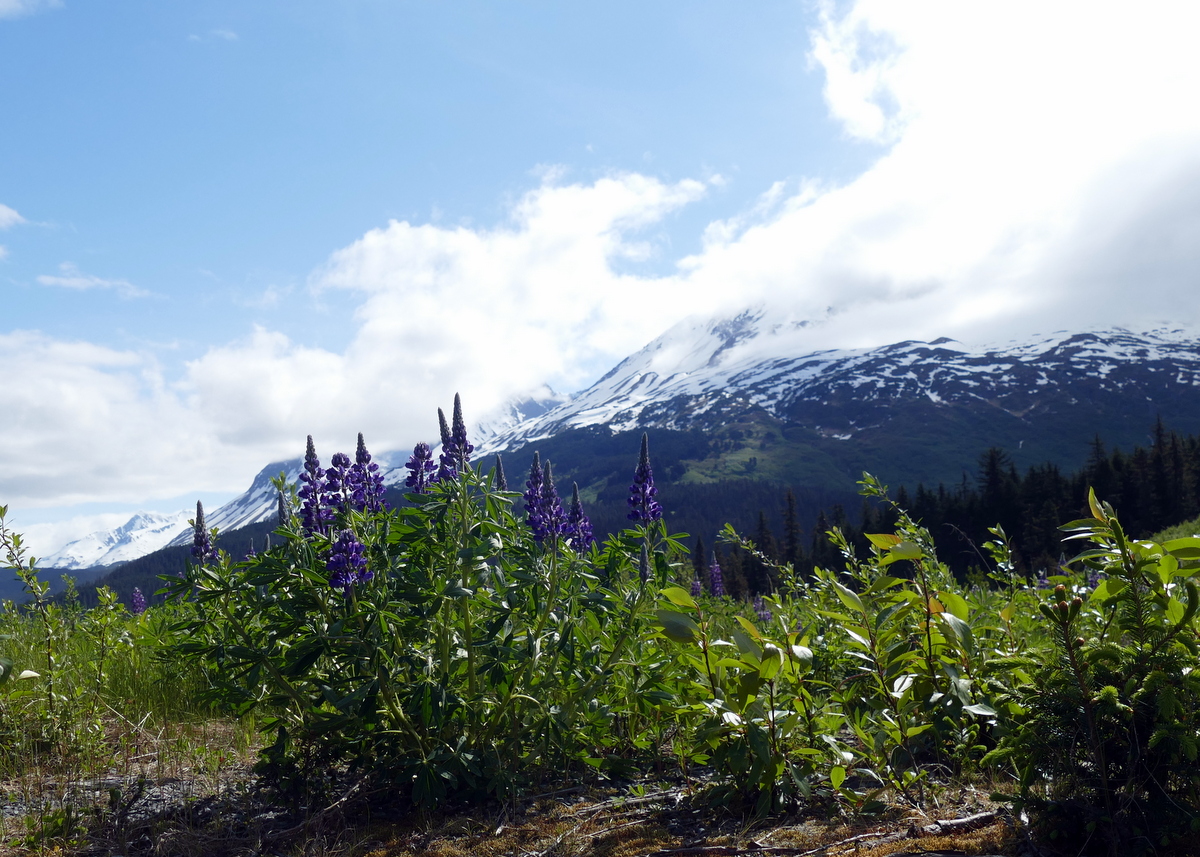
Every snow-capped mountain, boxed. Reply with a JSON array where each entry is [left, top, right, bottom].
[[479, 309, 1200, 454], [42, 510, 194, 570], [50, 309, 1200, 570]]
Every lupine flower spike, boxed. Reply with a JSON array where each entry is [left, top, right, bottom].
[[435, 408, 454, 481], [327, 528, 370, 593], [438, 394, 474, 479], [404, 442, 436, 494], [494, 454, 508, 491], [277, 489, 289, 526], [524, 453, 547, 541], [539, 461, 566, 541], [690, 575, 703, 599], [298, 436, 330, 535], [754, 595, 772, 625], [352, 432, 387, 512], [709, 552, 725, 597], [191, 501, 217, 566], [324, 452, 353, 516], [565, 482, 594, 552], [130, 587, 147, 615], [627, 432, 663, 523]]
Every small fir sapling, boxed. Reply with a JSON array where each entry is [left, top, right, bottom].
[[405, 442, 436, 494], [627, 432, 663, 523], [565, 482, 594, 552]]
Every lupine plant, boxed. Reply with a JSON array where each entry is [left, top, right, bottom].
[[164, 399, 681, 807]]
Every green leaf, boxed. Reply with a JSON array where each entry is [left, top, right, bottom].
[[661, 586, 697, 610], [938, 590, 970, 621], [656, 609, 700, 644], [889, 541, 923, 561], [734, 615, 763, 640], [866, 533, 901, 550], [759, 644, 783, 681], [833, 581, 864, 613], [830, 765, 846, 789], [1164, 537, 1200, 559], [964, 702, 997, 718], [1090, 578, 1127, 602]]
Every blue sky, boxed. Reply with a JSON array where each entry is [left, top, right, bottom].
[[5, 1, 1200, 552]]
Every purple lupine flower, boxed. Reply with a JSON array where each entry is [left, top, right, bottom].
[[435, 407, 454, 482], [326, 528, 370, 592], [754, 595, 772, 625], [1034, 567, 1050, 590], [324, 451, 353, 516], [709, 553, 725, 597], [565, 482, 594, 552], [437, 394, 475, 481], [191, 501, 217, 566], [690, 576, 703, 599], [130, 587, 146, 615], [405, 442, 437, 493], [524, 452, 546, 538], [245, 538, 257, 560], [351, 433, 387, 513], [494, 454, 508, 491], [529, 459, 566, 544], [627, 433, 663, 523], [639, 543, 651, 584], [1086, 567, 1106, 590], [298, 436, 331, 535]]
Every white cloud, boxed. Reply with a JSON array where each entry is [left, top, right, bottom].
[[0, 0, 60, 21], [37, 262, 150, 299], [0, 203, 23, 230], [8, 1, 1200, 517]]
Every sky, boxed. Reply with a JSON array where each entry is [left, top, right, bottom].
[[4, 1, 1200, 554]]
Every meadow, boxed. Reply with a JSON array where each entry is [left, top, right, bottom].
[[4, 399, 1200, 856]]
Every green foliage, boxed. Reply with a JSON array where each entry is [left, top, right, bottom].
[[164, 462, 687, 807], [987, 490, 1200, 854]]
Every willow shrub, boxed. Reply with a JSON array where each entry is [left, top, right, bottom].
[[166, 456, 688, 807]]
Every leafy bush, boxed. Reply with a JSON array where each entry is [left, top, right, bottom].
[[986, 490, 1200, 854]]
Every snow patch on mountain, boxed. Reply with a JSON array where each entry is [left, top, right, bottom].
[[42, 510, 193, 570], [478, 309, 1200, 452]]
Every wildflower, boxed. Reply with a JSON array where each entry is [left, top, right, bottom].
[[690, 575, 703, 599], [627, 432, 663, 523], [326, 529, 370, 592], [525, 455, 566, 544], [438, 394, 475, 480], [564, 482, 594, 552], [436, 407, 454, 481], [494, 454, 508, 491], [754, 595, 772, 625], [1034, 567, 1050, 590], [324, 451, 353, 515], [298, 436, 330, 535], [709, 552, 725, 597], [130, 587, 146, 615], [277, 489, 290, 526], [191, 501, 217, 566], [404, 442, 436, 494], [351, 433, 387, 512], [1087, 567, 1106, 590]]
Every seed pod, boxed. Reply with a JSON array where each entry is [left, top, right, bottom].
[[1076, 637, 1086, 647], [1055, 584, 1067, 597]]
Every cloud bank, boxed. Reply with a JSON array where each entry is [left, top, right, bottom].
[[7, 1, 1200, 542]]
